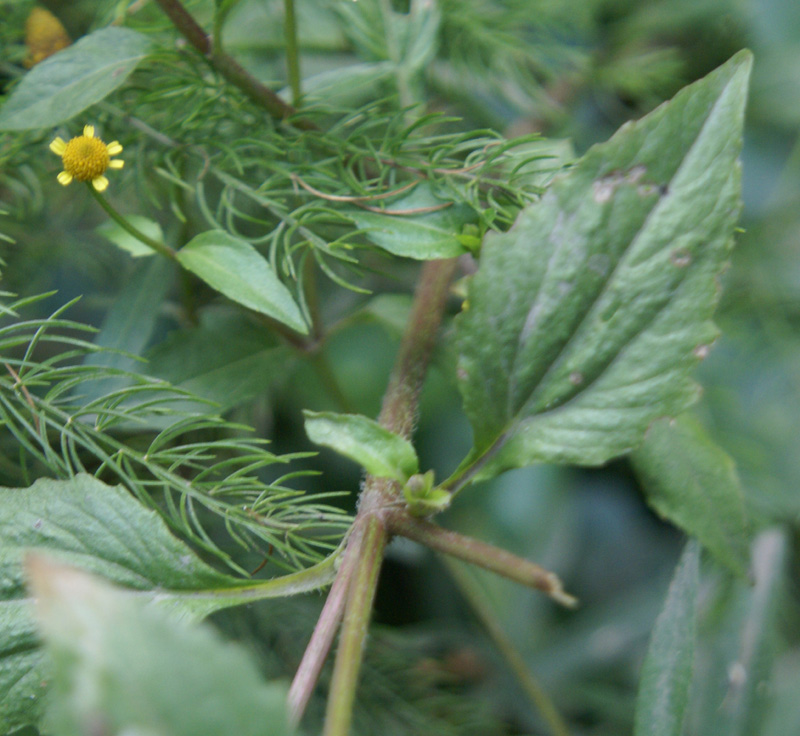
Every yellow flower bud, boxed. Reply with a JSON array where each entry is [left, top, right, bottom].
[[25, 6, 71, 68]]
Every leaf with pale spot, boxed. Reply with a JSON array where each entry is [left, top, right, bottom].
[[451, 51, 751, 486]]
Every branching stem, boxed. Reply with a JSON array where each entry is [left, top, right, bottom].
[[388, 513, 577, 608], [293, 259, 457, 731], [153, 0, 314, 128]]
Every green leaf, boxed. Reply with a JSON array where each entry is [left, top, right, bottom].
[[96, 215, 161, 258], [452, 51, 752, 485], [147, 308, 293, 410], [347, 183, 473, 260], [0, 475, 337, 733], [304, 410, 419, 482], [631, 415, 750, 576], [690, 529, 787, 735], [28, 557, 291, 736], [176, 230, 308, 334], [634, 540, 699, 736], [0, 28, 153, 130]]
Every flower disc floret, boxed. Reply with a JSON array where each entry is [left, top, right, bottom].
[[49, 125, 124, 192]]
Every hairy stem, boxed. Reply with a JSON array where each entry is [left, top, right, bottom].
[[444, 558, 572, 736], [378, 259, 459, 437], [295, 259, 457, 731], [388, 513, 577, 608]]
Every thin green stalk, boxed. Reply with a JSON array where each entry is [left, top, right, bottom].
[[88, 187, 177, 261], [444, 558, 572, 736], [284, 0, 302, 107], [322, 515, 387, 736]]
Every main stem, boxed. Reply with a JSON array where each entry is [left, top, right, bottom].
[[302, 259, 457, 736]]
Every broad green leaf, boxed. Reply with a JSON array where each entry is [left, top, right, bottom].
[[0, 28, 152, 130], [176, 230, 308, 333], [452, 51, 751, 485], [631, 415, 750, 576], [634, 540, 699, 736], [304, 410, 419, 482], [0, 475, 336, 733], [147, 308, 293, 410], [96, 215, 162, 258], [347, 183, 473, 260], [28, 557, 291, 736]]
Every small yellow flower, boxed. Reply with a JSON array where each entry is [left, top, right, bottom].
[[49, 125, 124, 192]]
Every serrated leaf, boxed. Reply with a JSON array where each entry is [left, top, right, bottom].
[[304, 410, 419, 482], [28, 557, 291, 736], [176, 230, 308, 333], [634, 540, 699, 736], [452, 51, 751, 485], [96, 215, 161, 258], [631, 415, 750, 576], [0, 28, 152, 130], [0, 475, 336, 733], [347, 183, 473, 260]]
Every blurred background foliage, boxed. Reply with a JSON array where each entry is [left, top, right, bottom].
[[1, 1, 799, 734]]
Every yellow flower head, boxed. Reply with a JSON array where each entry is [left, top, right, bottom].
[[49, 125, 124, 192], [25, 6, 71, 68]]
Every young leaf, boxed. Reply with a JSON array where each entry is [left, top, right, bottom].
[[634, 540, 700, 736], [631, 415, 750, 576], [28, 557, 291, 736], [0, 475, 336, 733], [304, 410, 419, 482], [96, 215, 162, 258], [176, 230, 308, 334], [452, 51, 752, 486], [346, 183, 473, 259], [0, 28, 153, 130]]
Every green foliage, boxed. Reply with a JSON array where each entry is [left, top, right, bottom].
[[304, 410, 419, 483], [0, 27, 152, 130], [633, 541, 699, 736], [177, 230, 308, 333], [97, 214, 162, 257], [631, 415, 750, 576], [451, 51, 750, 485], [345, 182, 473, 260], [0, 474, 335, 733], [0, 0, 795, 734], [30, 556, 291, 736]]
